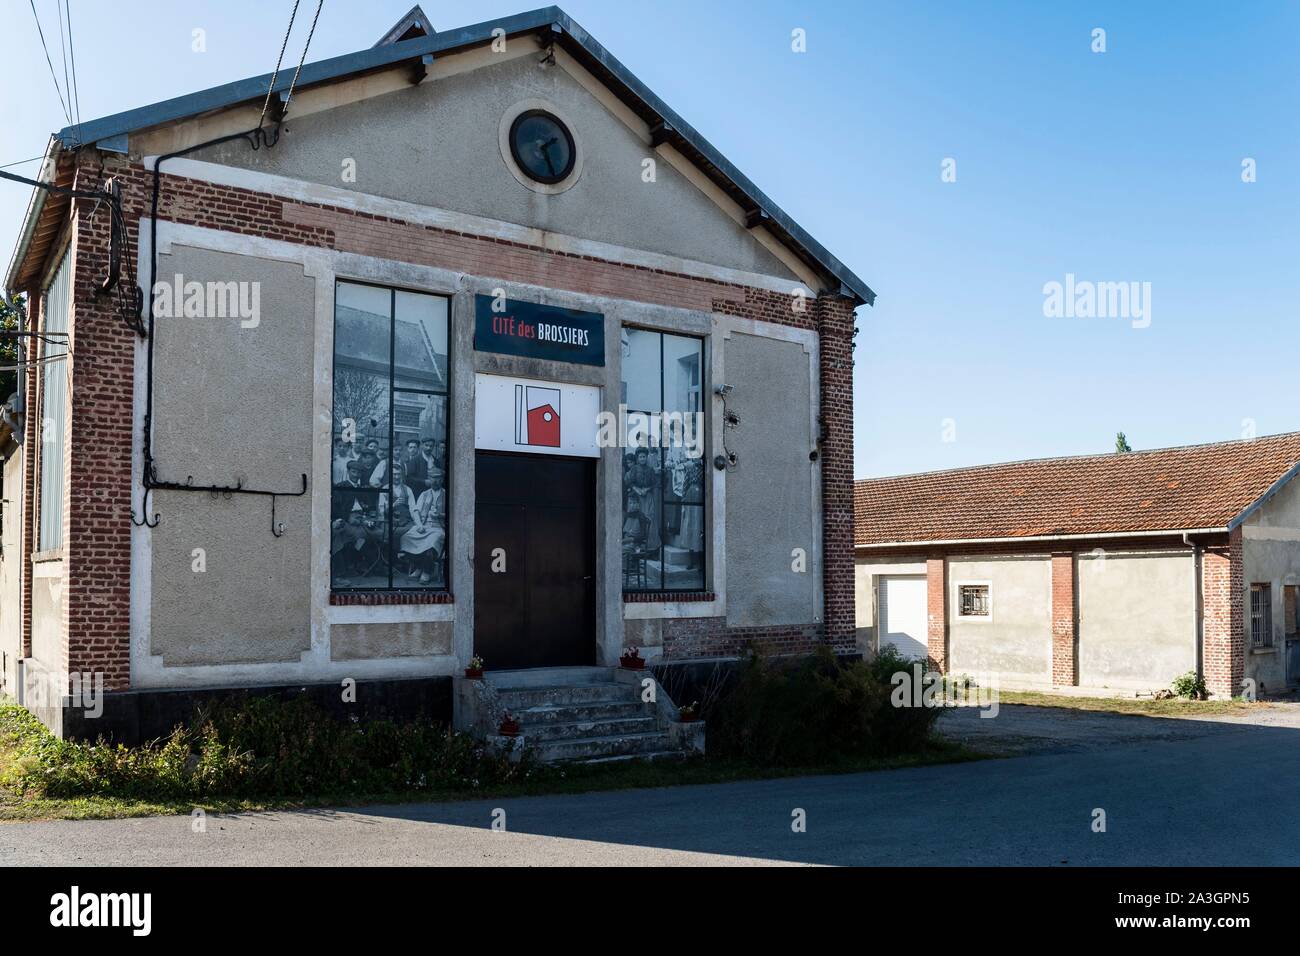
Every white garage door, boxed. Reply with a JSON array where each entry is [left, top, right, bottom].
[[878, 575, 927, 660]]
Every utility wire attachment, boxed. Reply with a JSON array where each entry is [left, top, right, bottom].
[[280, 0, 325, 121], [259, 0, 301, 128]]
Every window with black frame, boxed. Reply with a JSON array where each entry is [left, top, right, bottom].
[[330, 281, 450, 591], [620, 328, 705, 592]]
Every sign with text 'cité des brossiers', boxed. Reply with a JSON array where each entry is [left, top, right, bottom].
[[474, 295, 605, 367]]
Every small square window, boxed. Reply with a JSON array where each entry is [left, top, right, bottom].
[[958, 584, 991, 618]]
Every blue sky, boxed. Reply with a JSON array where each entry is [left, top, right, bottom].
[[3, 0, 1296, 477]]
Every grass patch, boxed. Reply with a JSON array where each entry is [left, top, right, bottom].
[[0, 697, 982, 823], [996, 690, 1267, 718]]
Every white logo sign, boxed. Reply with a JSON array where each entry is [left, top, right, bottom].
[[475, 373, 600, 458]]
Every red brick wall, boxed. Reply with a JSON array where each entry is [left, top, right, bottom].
[[31, 150, 859, 684], [815, 295, 858, 653], [60, 161, 136, 689], [1050, 552, 1077, 686], [1202, 529, 1244, 698], [660, 618, 825, 661], [926, 557, 947, 670]]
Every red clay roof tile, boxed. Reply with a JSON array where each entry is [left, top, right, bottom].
[[854, 432, 1300, 547]]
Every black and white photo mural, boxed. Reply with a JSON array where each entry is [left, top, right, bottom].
[[330, 280, 450, 591], [620, 329, 706, 592]]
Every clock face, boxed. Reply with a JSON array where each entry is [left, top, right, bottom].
[[509, 110, 576, 184]]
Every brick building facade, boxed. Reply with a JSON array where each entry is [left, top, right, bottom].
[[1, 7, 871, 740]]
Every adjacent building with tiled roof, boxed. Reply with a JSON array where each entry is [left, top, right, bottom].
[[854, 435, 1300, 700]]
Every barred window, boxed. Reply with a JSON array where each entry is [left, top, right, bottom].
[[331, 281, 450, 591], [958, 584, 991, 618], [1250, 583, 1273, 648]]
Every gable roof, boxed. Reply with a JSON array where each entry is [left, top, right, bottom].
[[854, 432, 1300, 548], [8, 6, 873, 306], [373, 6, 435, 47]]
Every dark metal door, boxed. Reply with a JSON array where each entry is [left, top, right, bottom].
[[474, 452, 596, 670]]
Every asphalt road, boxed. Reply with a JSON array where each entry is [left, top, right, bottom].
[[4, 705, 1299, 866]]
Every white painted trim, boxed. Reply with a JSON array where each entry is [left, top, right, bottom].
[[624, 600, 720, 621], [856, 561, 927, 576], [32, 559, 63, 579], [326, 603, 456, 625], [858, 527, 1227, 550], [140, 156, 813, 300]]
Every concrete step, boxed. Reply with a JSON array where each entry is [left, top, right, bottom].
[[522, 715, 659, 742], [533, 730, 674, 763], [484, 666, 613, 688], [514, 700, 652, 725], [497, 683, 635, 709], [576, 751, 689, 765]]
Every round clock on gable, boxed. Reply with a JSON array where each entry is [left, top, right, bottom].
[[508, 109, 576, 184]]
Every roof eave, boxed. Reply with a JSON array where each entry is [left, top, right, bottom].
[[547, 10, 875, 307], [1227, 460, 1300, 532], [4, 137, 60, 295], [50, 6, 874, 307], [855, 527, 1231, 550]]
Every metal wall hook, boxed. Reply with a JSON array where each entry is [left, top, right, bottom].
[[131, 488, 161, 528], [269, 475, 308, 538]]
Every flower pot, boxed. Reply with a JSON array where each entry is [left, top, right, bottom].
[[620, 657, 645, 670], [678, 713, 698, 723], [465, 668, 484, 679], [498, 722, 521, 738]]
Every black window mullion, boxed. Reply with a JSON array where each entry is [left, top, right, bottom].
[[658, 333, 667, 589], [387, 289, 396, 591]]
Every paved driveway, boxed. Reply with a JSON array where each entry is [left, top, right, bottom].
[[3, 704, 1298, 866], [938, 698, 1300, 755]]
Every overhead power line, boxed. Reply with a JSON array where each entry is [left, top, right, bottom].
[[0, 156, 47, 170], [28, 0, 72, 124], [64, 0, 83, 134]]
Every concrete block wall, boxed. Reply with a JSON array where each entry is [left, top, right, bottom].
[[864, 535, 1247, 698]]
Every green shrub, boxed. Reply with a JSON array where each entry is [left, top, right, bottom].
[[867, 646, 948, 755], [707, 646, 943, 767], [1, 696, 538, 801], [1171, 671, 1208, 700]]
